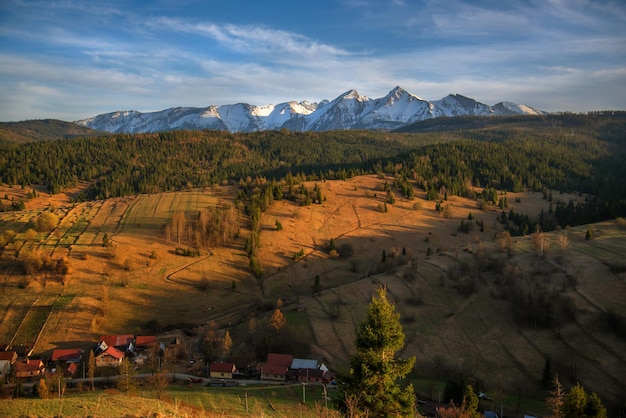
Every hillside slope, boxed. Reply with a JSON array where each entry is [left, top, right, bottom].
[[0, 177, 624, 413], [0, 119, 104, 143]]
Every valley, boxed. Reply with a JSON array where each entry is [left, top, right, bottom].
[[0, 175, 624, 415]]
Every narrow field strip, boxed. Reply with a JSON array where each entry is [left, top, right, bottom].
[[9, 295, 58, 347]]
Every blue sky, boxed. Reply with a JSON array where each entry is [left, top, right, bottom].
[[1, 0, 625, 121]]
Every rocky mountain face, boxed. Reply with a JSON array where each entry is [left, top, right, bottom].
[[76, 86, 544, 133]]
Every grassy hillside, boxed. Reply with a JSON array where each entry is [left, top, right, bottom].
[[0, 176, 624, 416]]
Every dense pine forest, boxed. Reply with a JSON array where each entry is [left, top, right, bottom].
[[1, 114, 625, 229]]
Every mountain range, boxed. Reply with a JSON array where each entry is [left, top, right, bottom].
[[76, 86, 545, 134]]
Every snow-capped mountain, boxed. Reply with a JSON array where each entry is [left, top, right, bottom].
[[76, 87, 544, 134]]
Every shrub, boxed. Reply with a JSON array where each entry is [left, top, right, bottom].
[[249, 256, 264, 278], [35, 212, 59, 232]]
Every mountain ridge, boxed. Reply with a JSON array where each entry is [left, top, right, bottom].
[[76, 86, 545, 134]]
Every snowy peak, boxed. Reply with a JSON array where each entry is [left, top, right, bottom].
[[433, 94, 493, 117], [493, 101, 544, 116], [339, 89, 368, 102], [76, 87, 544, 133]]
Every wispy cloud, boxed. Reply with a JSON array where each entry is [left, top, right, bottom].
[[147, 17, 352, 62], [0, 0, 624, 120]]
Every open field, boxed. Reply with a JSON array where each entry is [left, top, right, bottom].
[[1, 175, 625, 415], [0, 380, 340, 418]]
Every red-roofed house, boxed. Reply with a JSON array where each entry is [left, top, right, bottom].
[[15, 358, 45, 379], [209, 362, 237, 379], [261, 353, 293, 382], [51, 348, 83, 364], [95, 346, 125, 368], [100, 335, 134, 351], [135, 336, 158, 351]]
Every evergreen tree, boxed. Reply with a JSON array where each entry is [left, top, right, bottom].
[[463, 384, 481, 418], [116, 357, 137, 396], [338, 287, 416, 417], [546, 374, 564, 418]]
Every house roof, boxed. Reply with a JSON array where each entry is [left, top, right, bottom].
[[15, 359, 45, 372], [261, 364, 288, 376], [96, 346, 125, 360], [0, 351, 18, 362], [51, 349, 83, 362], [266, 353, 293, 368], [135, 336, 157, 347], [66, 362, 79, 376], [291, 358, 318, 370], [210, 362, 237, 373], [100, 335, 134, 348]]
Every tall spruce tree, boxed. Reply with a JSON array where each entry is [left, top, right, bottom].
[[338, 286, 416, 417]]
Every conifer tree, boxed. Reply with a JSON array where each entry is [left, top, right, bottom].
[[338, 286, 416, 417]]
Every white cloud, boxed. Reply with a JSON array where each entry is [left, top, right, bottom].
[[1, 0, 625, 120]]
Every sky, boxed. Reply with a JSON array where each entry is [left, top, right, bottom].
[[1, 0, 625, 122]]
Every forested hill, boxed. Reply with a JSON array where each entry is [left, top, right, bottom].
[[1, 114, 625, 224], [0, 119, 104, 143], [395, 111, 626, 133]]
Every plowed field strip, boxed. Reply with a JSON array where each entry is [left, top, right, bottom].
[[10, 295, 57, 347]]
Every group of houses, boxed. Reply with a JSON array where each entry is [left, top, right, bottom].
[[209, 352, 334, 384], [2, 335, 334, 388], [0, 334, 179, 383]]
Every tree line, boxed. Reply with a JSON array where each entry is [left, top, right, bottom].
[[1, 115, 625, 226]]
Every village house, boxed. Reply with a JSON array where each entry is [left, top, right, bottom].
[[0, 351, 18, 382], [51, 348, 83, 364], [296, 368, 326, 383], [100, 335, 134, 353], [209, 362, 237, 379], [135, 336, 158, 352], [260, 353, 293, 382], [51, 348, 83, 378], [95, 344, 125, 368], [14, 358, 45, 379], [289, 358, 333, 384]]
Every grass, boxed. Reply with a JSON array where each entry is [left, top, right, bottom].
[[0, 383, 338, 418]]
